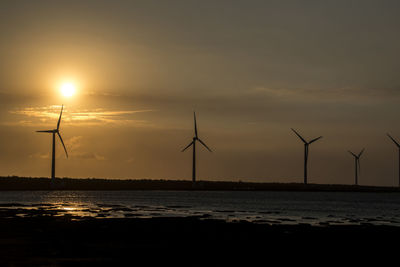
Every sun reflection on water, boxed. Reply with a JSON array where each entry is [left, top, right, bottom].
[[1, 191, 399, 226]]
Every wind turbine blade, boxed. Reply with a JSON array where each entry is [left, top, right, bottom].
[[348, 150, 357, 157], [358, 148, 365, 158], [57, 132, 68, 158], [198, 138, 212, 152], [309, 136, 323, 144], [194, 112, 198, 138], [358, 159, 361, 176], [181, 141, 194, 152], [291, 128, 307, 144], [387, 133, 400, 147], [57, 105, 63, 130], [36, 130, 54, 133]]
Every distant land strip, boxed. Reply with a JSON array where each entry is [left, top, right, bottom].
[[0, 176, 399, 192]]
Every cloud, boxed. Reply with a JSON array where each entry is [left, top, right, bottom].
[[250, 86, 400, 103], [26, 135, 106, 161], [10, 105, 61, 121], [8, 106, 154, 126], [125, 157, 135, 163], [29, 152, 50, 159], [69, 109, 153, 125], [65, 136, 83, 151], [71, 152, 107, 161], [63, 136, 106, 161]]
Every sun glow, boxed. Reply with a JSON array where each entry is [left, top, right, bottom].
[[60, 82, 76, 97]]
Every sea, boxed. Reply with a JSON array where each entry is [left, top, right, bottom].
[[0, 190, 399, 226]]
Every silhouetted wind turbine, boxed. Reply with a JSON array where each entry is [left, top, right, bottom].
[[291, 128, 322, 184], [348, 149, 364, 186], [181, 112, 212, 186], [36, 105, 68, 182], [387, 133, 400, 187]]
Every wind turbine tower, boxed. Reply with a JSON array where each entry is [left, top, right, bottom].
[[291, 128, 322, 185], [182, 112, 212, 186], [387, 133, 400, 187], [36, 105, 68, 183], [348, 149, 364, 186]]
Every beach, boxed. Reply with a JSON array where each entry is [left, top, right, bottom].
[[0, 201, 399, 266]]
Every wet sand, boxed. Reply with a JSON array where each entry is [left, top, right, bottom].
[[0, 208, 399, 266]]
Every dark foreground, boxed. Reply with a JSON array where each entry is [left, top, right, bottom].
[[0, 209, 399, 266]]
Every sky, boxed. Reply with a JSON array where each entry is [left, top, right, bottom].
[[1, 0, 400, 186]]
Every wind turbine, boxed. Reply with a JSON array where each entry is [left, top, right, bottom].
[[348, 149, 364, 186], [387, 133, 400, 187], [291, 128, 322, 184], [181, 112, 212, 186], [36, 105, 68, 182]]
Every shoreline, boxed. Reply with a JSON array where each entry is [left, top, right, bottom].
[[1, 176, 400, 192]]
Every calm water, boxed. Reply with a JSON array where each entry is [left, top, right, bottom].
[[0, 191, 399, 226]]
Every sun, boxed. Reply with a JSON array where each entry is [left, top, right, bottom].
[[60, 82, 76, 97]]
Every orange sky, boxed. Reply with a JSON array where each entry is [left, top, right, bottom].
[[1, 1, 400, 186]]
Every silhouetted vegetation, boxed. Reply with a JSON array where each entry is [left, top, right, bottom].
[[0, 176, 399, 192]]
